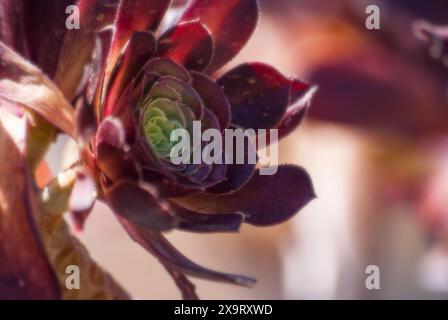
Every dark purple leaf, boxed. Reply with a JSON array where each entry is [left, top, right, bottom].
[[176, 165, 315, 226], [141, 169, 196, 198], [172, 203, 244, 233], [206, 134, 256, 194], [106, 181, 175, 231], [143, 58, 191, 82]]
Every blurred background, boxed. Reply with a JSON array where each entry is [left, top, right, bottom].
[[48, 0, 448, 299]]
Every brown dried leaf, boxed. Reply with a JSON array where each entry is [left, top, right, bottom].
[[0, 41, 75, 137]]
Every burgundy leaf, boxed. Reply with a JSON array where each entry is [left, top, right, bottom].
[[180, 0, 258, 73], [206, 162, 255, 194], [105, 0, 171, 88], [95, 117, 127, 150], [172, 203, 244, 233], [119, 221, 256, 286], [191, 72, 231, 129], [105, 181, 175, 231], [218, 63, 311, 131], [142, 169, 196, 198], [176, 165, 315, 226], [143, 57, 191, 82], [96, 117, 139, 182], [97, 143, 139, 182], [158, 21, 214, 72], [276, 82, 316, 141], [104, 31, 156, 116]]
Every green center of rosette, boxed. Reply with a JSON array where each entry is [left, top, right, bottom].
[[142, 98, 188, 158]]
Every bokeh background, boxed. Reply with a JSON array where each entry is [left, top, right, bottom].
[[47, 0, 448, 299]]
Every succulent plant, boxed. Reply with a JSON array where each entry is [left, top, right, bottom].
[[0, 0, 315, 299]]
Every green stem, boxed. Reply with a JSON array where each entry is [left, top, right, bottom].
[[39, 168, 77, 216]]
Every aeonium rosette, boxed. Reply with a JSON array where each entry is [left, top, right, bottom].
[[1, 0, 316, 299]]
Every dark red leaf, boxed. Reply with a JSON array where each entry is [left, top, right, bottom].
[[104, 0, 171, 89], [276, 81, 316, 141], [180, 0, 258, 73], [95, 117, 127, 150], [158, 21, 214, 72], [104, 31, 156, 116], [191, 72, 231, 129], [218, 63, 310, 130], [96, 117, 139, 182], [97, 143, 139, 182], [119, 221, 256, 286]]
